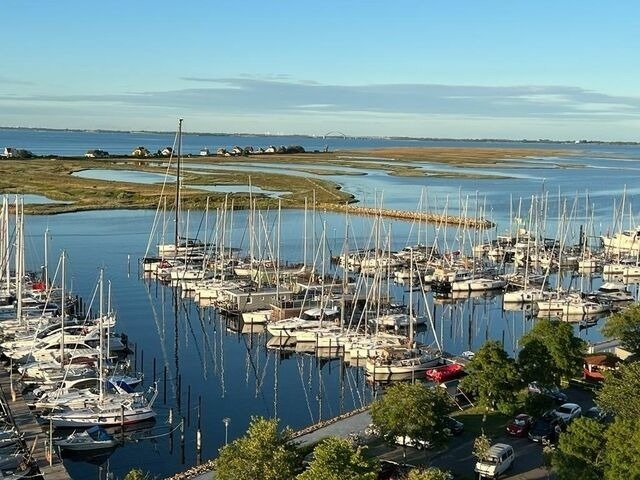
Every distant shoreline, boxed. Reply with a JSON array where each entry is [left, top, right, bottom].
[[1, 126, 638, 146]]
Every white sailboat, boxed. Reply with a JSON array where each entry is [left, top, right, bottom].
[[42, 271, 158, 428]]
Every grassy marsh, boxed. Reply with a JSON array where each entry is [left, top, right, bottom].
[[0, 147, 574, 214]]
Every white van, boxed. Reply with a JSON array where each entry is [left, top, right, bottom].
[[474, 443, 514, 478], [394, 435, 431, 450]]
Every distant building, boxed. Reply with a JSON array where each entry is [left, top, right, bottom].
[[161, 146, 173, 157], [199, 147, 210, 156], [132, 146, 151, 157], [3, 147, 33, 159], [85, 149, 109, 158]]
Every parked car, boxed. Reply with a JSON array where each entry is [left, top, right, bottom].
[[528, 413, 566, 444], [528, 381, 568, 404], [553, 403, 582, 423], [506, 413, 533, 437], [377, 460, 414, 480], [474, 443, 515, 479], [394, 435, 431, 450], [584, 406, 607, 422], [445, 416, 464, 436]]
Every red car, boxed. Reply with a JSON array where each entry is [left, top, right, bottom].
[[506, 414, 533, 437]]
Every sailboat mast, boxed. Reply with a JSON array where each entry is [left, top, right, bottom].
[[15, 198, 23, 326], [174, 118, 183, 248], [60, 250, 66, 360], [99, 268, 104, 402]]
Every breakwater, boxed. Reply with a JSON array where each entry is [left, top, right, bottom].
[[322, 204, 495, 229]]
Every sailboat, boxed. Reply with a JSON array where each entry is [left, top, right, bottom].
[[42, 271, 158, 428], [364, 248, 443, 380], [146, 119, 205, 266]]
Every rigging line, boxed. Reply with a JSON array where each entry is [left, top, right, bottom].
[[238, 332, 270, 408], [217, 315, 226, 397], [143, 130, 179, 258], [344, 365, 365, 409], [194, 304, 216, 381], [178, 297, 205, 367], [144, 283, 173, 389], [296, 354, 316, 424]]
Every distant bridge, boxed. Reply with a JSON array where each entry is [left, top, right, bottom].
[[323, 131, 348, 139]]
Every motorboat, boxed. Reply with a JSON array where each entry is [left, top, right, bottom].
[[56, 425, 118, 451]]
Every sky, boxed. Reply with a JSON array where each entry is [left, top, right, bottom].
[[1, 1, 639, 141]]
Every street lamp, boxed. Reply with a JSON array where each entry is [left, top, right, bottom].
[[222, 417, 231, 445]]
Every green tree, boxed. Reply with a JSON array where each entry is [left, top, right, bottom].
[[523, 392, 555, 418], [602, 303, 640, 356], [370, 383, 453, 455], [124, 470, 152, 480], [604, 418, 640, 479], [519, 319, 586, 384], [296, 437, 378, 480], [517, 338, 558, 385], [406, 467, 453, 480], [472, 433, 491, 462], [597, 361, 640, 418], [552, 417, 606, 480], [214, 416, 299, 480], [459, 340, 521, 413]]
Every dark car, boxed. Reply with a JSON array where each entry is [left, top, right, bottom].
[[528, 413, 566, 444], [377, 460, 414, 480], [446, 416, 464, 436], [584, 406, 608, 422], [506, 413, 533, 437], [528, 381, 568, 404]]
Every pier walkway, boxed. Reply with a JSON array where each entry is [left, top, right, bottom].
[[291, 407, 372, 447], [0, 366, 70, 479]]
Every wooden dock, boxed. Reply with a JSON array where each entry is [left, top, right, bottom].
[[0, 366, 70, 479]]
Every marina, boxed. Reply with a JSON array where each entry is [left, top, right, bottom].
[[0, 132, 639, 479]]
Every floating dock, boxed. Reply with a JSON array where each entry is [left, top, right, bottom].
[[0, 366, 70, 479]]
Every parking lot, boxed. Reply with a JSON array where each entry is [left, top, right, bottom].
[[373, 385, 598, 479]]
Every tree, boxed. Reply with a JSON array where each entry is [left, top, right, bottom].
[[296, 437, 378, 480], [517, 338, 558, 385], [552, 417, 606, 480], [214, 416, 299, 480], [602, 303, 640, 356], [370, 383, 453, 455], [597, 361, 640, 418], [124, 470, 152, 480], [472, 433, 491, 463], [604, 417, 640, 479], [523, 392, 555, 418], [519, 319, 586, 384], [459, 340, 521, 413], [406, 467, 453, 480]]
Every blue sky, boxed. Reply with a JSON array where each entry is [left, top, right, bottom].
[[1, 1, 639, 140]]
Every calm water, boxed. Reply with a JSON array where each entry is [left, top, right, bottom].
[[0, 127, 631, 157], [2, 129, 640, 478]]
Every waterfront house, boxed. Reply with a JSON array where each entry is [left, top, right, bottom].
[[2, 147, 14, 157], [85, 149, 109, 158], [161, 146, 173, 157], [132, 146, 151, 157]]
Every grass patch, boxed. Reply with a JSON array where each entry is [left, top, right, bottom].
[[452, 407, 510, 439]]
